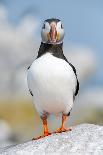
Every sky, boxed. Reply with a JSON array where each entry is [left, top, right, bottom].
[[1, 0, 103, 85]]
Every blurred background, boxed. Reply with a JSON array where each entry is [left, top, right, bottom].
[[0, 0, 103, 148]]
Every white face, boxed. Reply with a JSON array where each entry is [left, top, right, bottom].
[[41, 19, 65, 44]]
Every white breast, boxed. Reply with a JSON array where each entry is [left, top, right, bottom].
[[27, 53, 76, 116]]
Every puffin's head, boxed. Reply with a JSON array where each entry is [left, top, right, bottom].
[[41, 18, 64, 44]]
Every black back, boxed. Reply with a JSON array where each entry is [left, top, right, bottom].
[[45, 18, 60, 24]]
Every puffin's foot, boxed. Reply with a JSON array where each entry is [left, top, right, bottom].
[[32, 115, 51, 140], [54, 114, 72, 133], [54, 127, 72, 133], [32, 132, 51, 140]]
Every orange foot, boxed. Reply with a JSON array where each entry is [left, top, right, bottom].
[[54, 127, 72, 133], [32, 132, 51, 140]]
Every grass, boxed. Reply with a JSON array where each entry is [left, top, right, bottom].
[[0, 99, 103, 142], [0, 99, 41, 141]]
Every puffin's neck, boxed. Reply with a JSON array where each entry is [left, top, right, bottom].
[[37, 42, 63, 58]]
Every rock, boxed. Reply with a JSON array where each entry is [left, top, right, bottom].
[[0, 124, 103, 155], [0, 120, 12, 142], [0, 120, 15, 149]]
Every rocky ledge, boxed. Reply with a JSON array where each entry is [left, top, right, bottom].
[[0, 124, 103, 155]]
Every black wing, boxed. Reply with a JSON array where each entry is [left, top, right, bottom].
[[27, 66, 33, 96], [61, 55, 79, 97], [68, 62, 79, 96], [29, 89, 33, 96], [27, 66, 31, 70]]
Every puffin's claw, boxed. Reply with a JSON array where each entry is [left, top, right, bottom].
[[54, 127, 72, 133], [32, 132, 51, 140]]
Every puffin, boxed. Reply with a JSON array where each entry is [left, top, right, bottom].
[[27, 18, 79, 140]]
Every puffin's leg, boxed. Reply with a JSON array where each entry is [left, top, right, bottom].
[[41, 115, 51, 136], [32, 115, 51, 140], [54, 114, 72, 133]]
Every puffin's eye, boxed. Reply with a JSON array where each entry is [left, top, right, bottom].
[[61, 24, 63, 29], [42, 23, 45, 29]]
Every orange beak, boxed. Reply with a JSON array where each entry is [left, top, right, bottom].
[[50, 24, 57, 43]]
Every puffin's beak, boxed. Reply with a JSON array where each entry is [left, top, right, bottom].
[[50, 24, 57, 43]]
